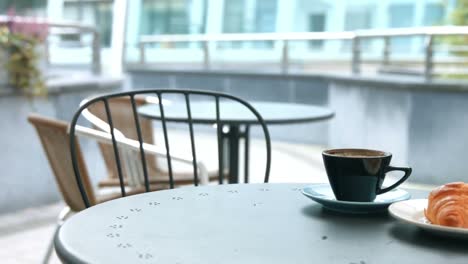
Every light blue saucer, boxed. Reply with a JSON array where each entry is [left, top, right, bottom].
[[301, 183, 411, 214]]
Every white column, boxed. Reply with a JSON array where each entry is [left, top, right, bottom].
[[203, 0, 225, 61], [190, 0, 204, 34], [375, 0, 389, 29], [109, 0, 128, 75], [206, 0, 223, 34], [189, 0, 204, 49], [274, 0, 296, 54], [205, 0, 224, 54], [244, 0, 256, 48], [414, 0, 425, 27], [245, 0, 256, 33], [47, 0, 64, 19], [413, 0, 425, 54], [326, 0, 344, 32], [326, 0, 346, 54], [373, 0, 389, 57], [125, 0, 142, 63], [276, 0, 296, 32]]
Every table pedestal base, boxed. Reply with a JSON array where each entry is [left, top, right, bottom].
[[220, 124, 250, 184]]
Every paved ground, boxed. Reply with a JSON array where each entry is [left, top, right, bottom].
[[0, 203, 63, 264]]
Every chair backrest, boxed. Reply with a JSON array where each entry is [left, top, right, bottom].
[[28, 114, 97, 212], [86, 96, 158, 179], [69, 89, 271, 208]]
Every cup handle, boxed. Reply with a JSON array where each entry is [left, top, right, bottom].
[[376, 166, 412, 195]]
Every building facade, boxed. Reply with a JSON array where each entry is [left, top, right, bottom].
[[123, 0, 454, 65], [0, 0, 457, 70]]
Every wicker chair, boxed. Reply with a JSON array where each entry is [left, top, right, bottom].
[[28, 114, 116, 263], [84, 95, 223, 188], [29, 113, 207, 263]]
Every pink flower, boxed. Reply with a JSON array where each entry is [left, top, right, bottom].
[[3, 8, 49, 42]]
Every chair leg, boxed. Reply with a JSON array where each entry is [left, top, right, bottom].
[[42, 223, 59, 264], [42, 206, 72, 264]]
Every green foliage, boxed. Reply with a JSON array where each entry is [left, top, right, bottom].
[[451, 0, 468, 25], [449, 0, 468, 52], [438, 0, 468, 79], [0, 26, 45, 96]]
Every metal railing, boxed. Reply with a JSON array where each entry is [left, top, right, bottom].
[[139, 26, 468, 80], [0, 15, 101, 74]]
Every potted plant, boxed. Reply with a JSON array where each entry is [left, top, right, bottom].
[[0, 13, 48, 96]]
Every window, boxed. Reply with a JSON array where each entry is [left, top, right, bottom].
[[63, 0, 113, 47], [222, 0, 245, 33], [389, 4, 414, 28], [344, 7, 373, 31], [389, 4, 414, 52], [255, 0, 277, 33], [308, 13, 326, 49], [253, 0, 277, 48], [222, 0, 277, 48], [223, 0, 277, 33], [424, 3, 445, 26], [0, 0, 47, 16], [342, 6, 374, 51], [140, 0, 189, 35], [220, 0, 245, 48]]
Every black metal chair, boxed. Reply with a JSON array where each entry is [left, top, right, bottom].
[[69, 89, 272, 208]]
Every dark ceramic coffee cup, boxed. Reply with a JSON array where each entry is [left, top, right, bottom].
[[322, 148, 412, 202]]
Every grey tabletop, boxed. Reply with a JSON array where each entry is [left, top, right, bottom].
[[137, 101, 334, 125], [54, 183, 468, 264]]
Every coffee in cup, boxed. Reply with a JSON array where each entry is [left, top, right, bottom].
[[322, 148, 411, 202]]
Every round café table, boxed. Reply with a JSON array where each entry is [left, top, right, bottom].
[[55, 183, 468, 264], [138, 101, 334, 183]]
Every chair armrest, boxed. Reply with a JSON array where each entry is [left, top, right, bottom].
[[80, 107, 125, 138], [74, 126, 194, 164], [73, 126, 209, 185], [76, 96, 207, 185], [79, 96, 171, 137]]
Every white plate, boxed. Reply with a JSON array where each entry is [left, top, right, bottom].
[[388, 199, 468, 239]]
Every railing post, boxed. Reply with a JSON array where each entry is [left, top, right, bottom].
[[281, 40, 289, 74], [203, 41, 210, 70], [92, 31, 101, 74], [383, 36, 390, 66], [352, 36, 361, 74], [424, 35, 433, 81], [139, 42, 146, 64]]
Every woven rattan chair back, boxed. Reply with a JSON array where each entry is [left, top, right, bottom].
[[28, 114, 97, 211], [86, 96, 158, 180]]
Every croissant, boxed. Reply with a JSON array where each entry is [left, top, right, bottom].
[[424, 182, 468, 228]]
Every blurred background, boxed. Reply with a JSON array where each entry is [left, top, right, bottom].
[[1, 0, 468, 262], [1, 0, 464, 74]]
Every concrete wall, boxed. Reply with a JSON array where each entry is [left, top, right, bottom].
[[1, 96, 59, 213], [409, 91, 468, 184], [328, 82, 411, 166], [0, 80, 122, 214], [328, 80, 468, 184]]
